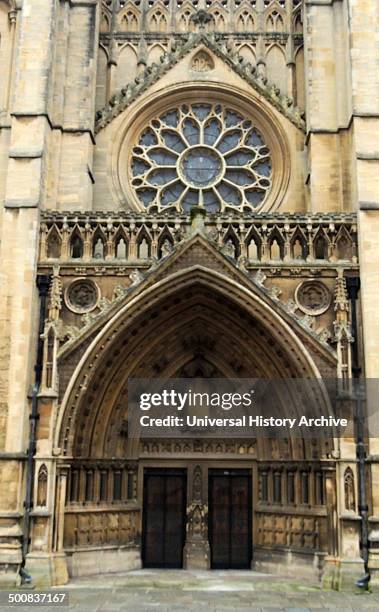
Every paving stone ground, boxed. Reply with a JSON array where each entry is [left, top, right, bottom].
[[2, 570, 379, 611]]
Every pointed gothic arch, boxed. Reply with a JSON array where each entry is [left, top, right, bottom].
[[290, 227, 308, 260], [237, 44, 256, 65], [265, 43, 287, 94], [246, 226, 262, 260], [293, 6, 303, 34], [222, 226, 240, 258], [177, 2, 196, 33], [207, 7, 227, 32], [136, 224, 152, 258], [313, 229, 330, 260], [266, 10, 285, 33], [100, 10, 111, 33], [295, 45, 305, 108], [147, 5, 169, 33], [36, 464, 48, 507], [116, 43, 138, 90], [118, 6, 140, 32], [50, 234, 338, 578], [69, 227, 84, 259], [236, 9, 255, 33], [55, 238, 335, 457], [335, 225, 353, 261], [157, 226, 174, 258], [96, 44, 108, 110], [46, 226, 62, 259], [114, 225, 130, 260], [268, 226, 285, 260], [148, 43, 165, 65]]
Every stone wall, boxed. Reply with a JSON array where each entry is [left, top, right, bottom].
[[0, 0, 377, 589]]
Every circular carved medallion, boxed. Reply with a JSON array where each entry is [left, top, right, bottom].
[[65, 279, 100, 314], [179, 145, 224, 188], [295, 281, 331, 316]]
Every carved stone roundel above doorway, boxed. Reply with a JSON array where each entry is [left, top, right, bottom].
[[65, 279, 100, 314], [129, 102, 272, 214], [295, 280, 331, 316]]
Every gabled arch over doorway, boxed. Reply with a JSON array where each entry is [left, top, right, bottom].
[[52, 234, 337, 579]]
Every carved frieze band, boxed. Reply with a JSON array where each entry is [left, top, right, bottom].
[[39, 212, 358, 267]]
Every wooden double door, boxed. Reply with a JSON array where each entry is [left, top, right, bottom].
[[142, 468, 252, 569]]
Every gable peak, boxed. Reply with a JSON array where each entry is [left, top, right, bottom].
[[95, 32, 305, 134]]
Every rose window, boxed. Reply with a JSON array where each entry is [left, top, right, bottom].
[[130, 103, 272, 213]]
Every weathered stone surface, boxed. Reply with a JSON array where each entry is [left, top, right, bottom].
[[0, 0, 377, 592]]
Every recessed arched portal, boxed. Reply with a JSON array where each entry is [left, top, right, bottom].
[[55, 265, 336, 577]]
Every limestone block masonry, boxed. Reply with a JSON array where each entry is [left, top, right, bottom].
[[0, 0, 378, 591]]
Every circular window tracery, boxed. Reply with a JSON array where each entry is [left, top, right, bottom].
[[130, 103, 272, 213]]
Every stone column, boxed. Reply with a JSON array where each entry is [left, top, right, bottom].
[[348, 0, 379, 587], [183, 465, 210, 569], [321, 467, 339, 587], [57, 0, 99, 211], [303, 0, 352, 213], [0, 0, 59, 587], [26, 458, 68, 587]]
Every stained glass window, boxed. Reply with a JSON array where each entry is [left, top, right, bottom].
[[130, 102, 272, 213]]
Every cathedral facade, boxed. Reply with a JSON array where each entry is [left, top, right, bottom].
[[0, 0, 378, 590]]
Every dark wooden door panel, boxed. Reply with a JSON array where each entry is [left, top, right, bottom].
[[209, 475, 230, 567], [143, 474, 165, 566], [230, 475, 251, 567], [143, 469, 186, 568], [209, 470, 252, 569]]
